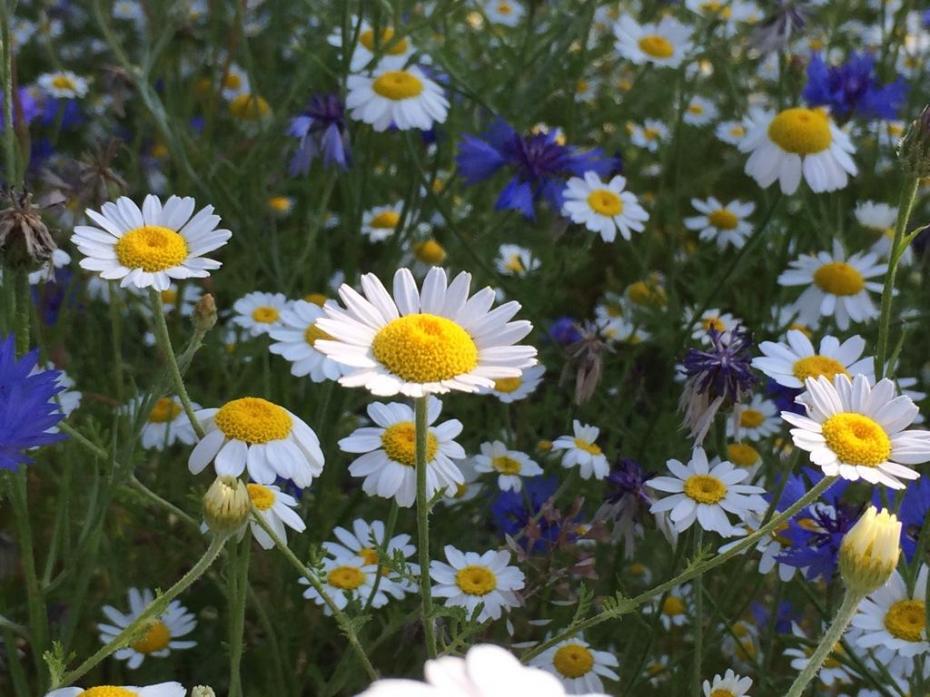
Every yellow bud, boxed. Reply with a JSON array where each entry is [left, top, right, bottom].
[[839, 506, 901, 594], [203, 476, 250, 534]]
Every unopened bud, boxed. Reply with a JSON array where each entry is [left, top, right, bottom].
[[191, 687, 216, 697], [899, 105, 930, 177], [203, 476, 250, 534], [193, 293, 217, 333], [839, 506, 901, 595]]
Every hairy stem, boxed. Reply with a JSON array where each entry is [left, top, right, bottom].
[[415, 395, 437, 657]]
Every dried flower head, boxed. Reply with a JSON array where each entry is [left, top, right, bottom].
[[0, 189, 58, 270], [561, 322, 613, 405], [899, 105, 930, 178]]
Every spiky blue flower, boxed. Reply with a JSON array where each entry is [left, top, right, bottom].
[[288, 94, 350, 174], [491, 475, 561, 552], [803, 52, 909, 121]]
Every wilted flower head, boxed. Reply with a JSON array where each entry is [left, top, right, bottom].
[[751, 0, 809, 54], [0, 189, 58, 270], [288, 94, 350, 174], [597, 458, 655, 556], [899, 105, 930, 177], [562, 323, 612, 405]]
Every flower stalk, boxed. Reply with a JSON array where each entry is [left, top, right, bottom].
[[415, 394, 438, 657]]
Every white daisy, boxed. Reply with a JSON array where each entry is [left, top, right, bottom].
[[648, 447, 767, 536], [720, 621, 762, 667], [300, 556, 403, 613], [613, 15, 693, 68], [233, 291, 288, 336], [38, 71, 89, 98], [217, 64, 250, 100], [346, 63, 448, 132], [28, 248, 71, 284], [45, 365, 81, 419], [338, 396, 465, 507], [361, 204, 403, 242], [643, 584, 692, 630], [684, 96, 719, 126], [97, 588, 196, 669], [323, 518, 417, 593], [727, 394, 779, 441], [783, 373, 930, 489], [71, 195, 231, 291], [562, 173, 649, 243], [685, 197, 755, 250], [47, 683, 185, 697], [784, 622, 854, 687], [442, 456, 484, 506], [855, 200, 912, 266], [480, 363, 545, 403], [715, 119, 750, 146], [754, 330, 874, 389], [485, 0, 525, 27], [314, 267, 537, 398], [702, 669, 752, 697], [124, 395, 199, 451], [739, 107, 857, 194], [188, 397, 325, 487], [531, 636, 619, 695], [688, 308, 742, 344], [473, 441, 542, 492], [246, 482, 306, 549], [496, 244, 540, 276], [629, 119, 669, 151], [268, 300, 345, 382], [328, 21, 415, 72], [777, 241, 885, 331], [551, 420, 609, 480], [429, 545, 525, 622], [153, 283, 202, 317]]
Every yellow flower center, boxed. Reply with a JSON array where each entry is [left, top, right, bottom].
[[359, 547, 380, 566], [702, 317, 726, 333], [688, 103, 704, 115], [767, 107, 832, 155], [822, 412, 891, 467], [813, 262, 865, 296], [638, 34, 675, 59], [455, 565, 497, 595], [729, 125, 746, 138], [497, 2, 513, 14], [708, 209, 739, 230], [573, 438, 602, 455], [587, 189, 624, 216], [52, 75, 77, 90], [494, 376, 522, 393], [149, 397, 182, 423], [711, 690, 736, 697], [492, 455, 522, 475], [700, 0, 731, 15], [370, 210, 400, 229], [371, 313, 479, 383], [553, 643, 595, 678], [885, 599, 926, 642], [643, 127, 661, 141], [267, 196, 292, 212], [304, 323, 333, 347], [83, 688, 139, 697], [629, 562, 648, 576], [627, 279, 666, 307], [247, 483, 276, 511], [130, 619, 171, 654], [381, 421, 439, 467], [505, 254, 526, 274], [115, 225, 189, 272], [684, 474, 727, 504], [229, 94, 270, 120], [792, 355, 849, 382], [727, 442, 760, 467], [223, 73, 242, 90], [414, 239, 447, 265], [359, 27, 408, 55], [160, 288, 178, 305], [662, 595, 686, 616], [214, 397, 293, 444], [327, 565, 366, 590], [739, 408, 765, 428], [251, 306, 279, 324], [372, 70, 423, 100], [305, 293, 327, 306]]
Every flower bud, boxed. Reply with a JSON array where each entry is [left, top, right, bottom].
[[899, 105, 930, 177], [839, 506, 901, 595], [191, 687, 216, 697], [203, 476, 250, 534], [193, 293, 217, 334]]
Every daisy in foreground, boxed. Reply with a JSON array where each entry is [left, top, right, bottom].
[[783, 374, 930, 489], [355, 643, 609, 696], [472, 440, 542, 492], [47, 684, 185, 697], [561, 172, 649, 242], [552, 420, 609, 480], [429, 545, 525, 622], [97, 588, 196, 669], [530, 635, 620, 695], [315, 267, 537, 397], [346, 62, 449, 132], [752, 330, 874, 389], [71, 195, 231, 291], [702, 669, 752, 697]]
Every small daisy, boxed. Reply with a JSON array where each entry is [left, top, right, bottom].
[[644, 584, 692, 630], [739, 107, 857, 194], [649, 447, 767, 536], [338, 396, 465, 507], [552, 420, 609, 480], [480, 363, 545, 403], [613, 15, 693, 68], [496, 244, 540, 276], [188, 397, 325, 487], [28, 248, 71, 284], [38, 71, 89, 98], [71, 195, 231, 291], [268, 300, 345, 382], [728, 394, 779, 441], [753, 329, 874, 389], [855, 200, 912, 265], [725, 442, 762, 479], [684, 96, 719, 126], [314, 267, 537, 398], [782, 373, 930, 489], [531, 635, 620, 695], [644, 654, 670, 686], [300, 556, 403, 612], [48, 366, 81, 419], [784, 622, 854, 687], [47, 684, 185, 697], [346, 63, 448, 132], [156, 283, 202, 316], [721, 620, 761, 667], [473, 441, 542, 492], [716, 119, 750, 146], [688, 308, 742, 344], [429, 545, 525, 622], [562, 173, 649, 243], [442, 456, 484, 506], [702, 669, 752, 697], [323, 518, 417, 593], [217, 64, 250, 100], [328, 21, 415, 71], [361, 204, 403, 242], [124, 395, 199, 451], [629, 119, 669, 151], [97, 588, 196, 669], [777, 241, 885, 331], [685, 197, 755, 250], [246, 482, 306, 549], [485, 0, 525, 26], [233, 291, 288, 336]]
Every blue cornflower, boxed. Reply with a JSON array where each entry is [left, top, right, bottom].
[[0, 87, 39, 131], [288, 94, 350, 174], [605, 458, 654, 507], [548, 316, 583, 346], [456, 119, 616, 219], [751, 600, 797, 634], [491, 475, 561, 552], [0, 335, 67, 471], [803, 52, 909, 121], [763, 377, 803, 415], [40, 97, 83, 129]]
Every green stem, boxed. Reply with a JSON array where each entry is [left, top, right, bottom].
[[227, 536, 250, 697], [414, 395, 437, 657], [692, 528, 704, 696], [2, 626, 29, 697], [785, 589, 863, 697], [1, 0, 16, 184], [14, 269, 29, 354]]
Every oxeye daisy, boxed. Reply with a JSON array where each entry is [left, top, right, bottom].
[[782, 373, 930, 489], [613, 15, 693, 68], [687, 308, 742, 345], [323, 518, 417, 593], [97, 588, 196, 669], [338, 396, 465, 507], [628, 119, 669, 151], [777, 242, 885, 331], [71, 195, 231, 291], [246, 482, 306, 549], [855, 200, 912, 265], [552, 420, 609, 480], [429, 545, 525, 622], [496, 244, 540, 276], [753, 329, 874, 389], [739, 107, 857, 194], [684, 96, 719, 126], [346, 63, 448, 132], [361, 204, 403, 242], [531, 635, 620, 695], [649, 447, 767, 536], [702, 669, 752, 697], [300, 556, 403, 612], [727, 394, 779, 441], [485, 0, 525, 26], [480, 363, 545, 403], [268, 300, 345, 382], [38, 70, 89, 98], [328, 21, 415, 71], [685, 197, 755, 250], [233, 291, 288, 336], [188, 397, 325, 488], [46, 683, 186, 697], [561, 173, 649, 243], [716, 119, 750, 146], [473, 441, 542, 492], [314, 266, 537, 398], [643, 584, 692, 630], [123, 395, 199, 451]]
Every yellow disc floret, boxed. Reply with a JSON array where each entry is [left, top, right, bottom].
[[709, 209, 739, 230], [247, 483, 276, 511], [739, 409, 765, 428], [327, 565, 366, 590], [684, 474, 727, 504], [371, 313, 479, 383], [359, 27, 408, 55], [553, 643, 595, 678], [372, 71, 423, 100], [587, 189, 623, 216], [414, 239, 447, 265], [711, 690, 736, 697], [767, 108, 832, 155], [115, 225, 188, 272], [214, 397, 293, 444], [130, 619, 171, 654], [83, 688, 139, 697], [792, 354, 849, 382], [813, 262, 865, 296], [304, 323, 333, 347], [573, 438, 602, 456], [455, 565, 497, 596], [149, 397, 181, 423], [229, 94, 271, 121], [493, 376, 523, 393], [822, 412, 891, 467], [370, 210, 400, 229], [492, 455, 522, 475], [381, 421, 439, 466], [662, 595, 686, 616], [727, 442, 760, 467], [884, 599, 926, 642], [251, 306, 280, 324], [638, 35, 675, 59]]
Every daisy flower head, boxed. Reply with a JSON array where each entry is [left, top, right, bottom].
[[47, 684, 186, 697], [684, 96, 719, 126], [628, 119, 669, 151], [314, 266, 537, 397], [268, 300, 345, 382], [480, 363, 545, 403], [233, 291, 288, 337], [644, 584, 692, 629], [496, 244, 540, 276], [531, 636, 620, 695], [323, 518, 417, 592], [702, 669, 752, 697], [688, 308, 742, 345], [484, 0, 525, 27], [727, 394, 779, 441], [346, 62, 448, 132], [246, 482, 306, 549], [473, 441, 543, 492], [613, 15, 693, 68], [856, 200, 912, 265], [188, 397, 324, 487], [685, 197, 755, 250], [753, 329, 874, 389], [338, 396, 465, 507], [328, 21, 415, 71], [782, 373, 930, 489], [38, 70, 89, 98], [97, 588, 196, 669], [124, 395, 199, 451], [784, 622, 854, 686], [71, 195, 231, 291], [561, 173, 649, 243], [361, 204, 403, 242], [777, 241, 885, 331], [716, 119, 750, 146], [649, 446, 767, 536], [552, 420, 609, 480], [300, 555, 403, 612], [429, 545, 525, 622], [739, 106, 857, 194]]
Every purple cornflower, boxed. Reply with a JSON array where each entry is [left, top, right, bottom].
[[0, 87, 40, 131], [598, 458, 655, 557], [491, 476, 561, 552], [803, 52, 909, 121], [288, 94, 350, 174], [751, 1, 809, 54], [548, 316, 583, 346], [456, 119, 616, 219]]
